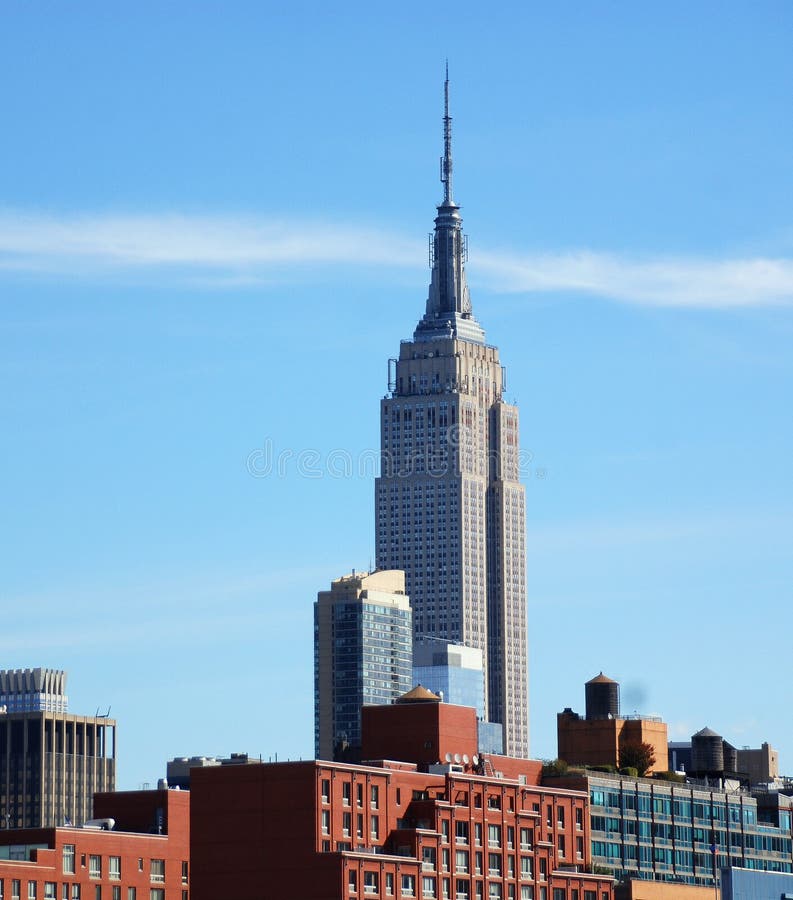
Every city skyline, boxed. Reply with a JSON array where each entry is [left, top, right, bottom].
[[1, 2, 792, 789]]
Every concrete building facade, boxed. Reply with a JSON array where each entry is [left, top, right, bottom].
[[314, 570, 413, 760], [0, 670, 116, 828], [375, 73, 528, 758]]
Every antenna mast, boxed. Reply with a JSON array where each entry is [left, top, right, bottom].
[[440, 61, 454, 205]]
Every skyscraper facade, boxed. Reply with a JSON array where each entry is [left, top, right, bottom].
[[375, 76, 528, 757], [314, 570, 413, 761], [0, 668, 116, 828]]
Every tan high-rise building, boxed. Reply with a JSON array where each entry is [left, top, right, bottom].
[[375, 75, 528, 757], [314, 570, 413, 762]]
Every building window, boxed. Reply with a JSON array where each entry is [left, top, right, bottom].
[[322, 809, 331, 834], [63, 845, 76, 875], [343, 812, 352, 836], [442, 821, 450, 843], [371, 816, 380, 840], [455, 850, 469, 873], [557, 835, 565, 858], [371, 785, 380, 809], [488, 853, 501, 876], [475, 824, 482, 846], [89, 857, 101, 880], [343, 783, 351, 806], [357, 784, 364, 807], [553, 891, 565, 900], [27, 885, 36, 900], [94, 890, 101, 900], [455, 821, 469, 844], [109, 858, 121, 881], [488, 885, 502, 900], [182, 893, 188, 900], [422, 877, 436, 899], [364, 873, 379, 895], [520, 857, 532, 879], [111, 889, 120, 900], [349, 871, 357, 893], [487, 825, 501, 848], [44, 887, 56, 900], [575, 809, 583, 830], [357, 814, 364, 839], [576, 837, 584, 859], [557, 809, 565, 828], [149, 892, 164, 900], [322, 779, 330, 802], [12, 883, 20, 900], [127, 890, 136, 900], [521, 889, 534, 900], [181, 862, 188, 886], [386, 873, 394, 896], [150, 860, 165, 884], [401, 875, 415, 897], [72, 888, 81, 900]]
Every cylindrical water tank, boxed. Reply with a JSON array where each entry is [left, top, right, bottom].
[[585, 672, 620, 720], [722, 741, 738, 773], [692, 727, 724, 773]]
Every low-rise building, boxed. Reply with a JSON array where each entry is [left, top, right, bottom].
[[557, 676, 668, 776], [544, 771, 793, 887], [191, 691, 614, 900], [0, 788, 189, 900]]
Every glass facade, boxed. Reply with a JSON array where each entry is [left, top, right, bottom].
[[314, 573, 413, 759], [584, 775, 793, 886]]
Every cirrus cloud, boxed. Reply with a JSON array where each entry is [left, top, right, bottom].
[[1, 208, 792, 309]]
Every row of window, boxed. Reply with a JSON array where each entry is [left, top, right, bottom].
[[0, 884, 182, 900], [347, 872, 606, 900], [61, 849, 178, 885]]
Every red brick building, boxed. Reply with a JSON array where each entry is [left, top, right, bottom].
[[0, 789, 189, 900], [191, 694, 614, 900]]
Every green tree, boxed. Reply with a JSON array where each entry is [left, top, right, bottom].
[[619, 741, 656, 776]]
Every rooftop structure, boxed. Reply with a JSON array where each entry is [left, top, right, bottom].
[[0, 669, 68, 714]]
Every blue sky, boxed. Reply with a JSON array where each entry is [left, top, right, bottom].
[[1, 1, 791, 788]]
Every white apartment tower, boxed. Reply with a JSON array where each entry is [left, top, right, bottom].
[[375, 74, 528, 757]]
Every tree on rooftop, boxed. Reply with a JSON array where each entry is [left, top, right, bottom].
[[619, 741, 656, 776]]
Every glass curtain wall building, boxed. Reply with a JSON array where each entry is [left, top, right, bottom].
[[314, 570, 413, 761], [548, 773, 793, 886]]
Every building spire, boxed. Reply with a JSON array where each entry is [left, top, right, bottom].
[[441, 60, 454, 207], [413, 65, 485, 345]]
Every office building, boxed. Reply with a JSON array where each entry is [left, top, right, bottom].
[[544, 771, 793, 886], [0, 788, 189, 899], [413, 639, 503, 754], [314, 570, 413, 761], [191, 691, 614, 900], [375, 73, 528, 757], [557, 675, 669, 775], [0, 668, 116, 828]]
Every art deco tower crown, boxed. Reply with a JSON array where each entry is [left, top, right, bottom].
[[375, 71, 529, 757]]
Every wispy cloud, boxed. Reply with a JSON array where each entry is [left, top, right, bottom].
[[476, 250, 793, 309], [2, 209, 793, 308]]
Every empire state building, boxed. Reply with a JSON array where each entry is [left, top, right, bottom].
[[375, 75, 529, 757]]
